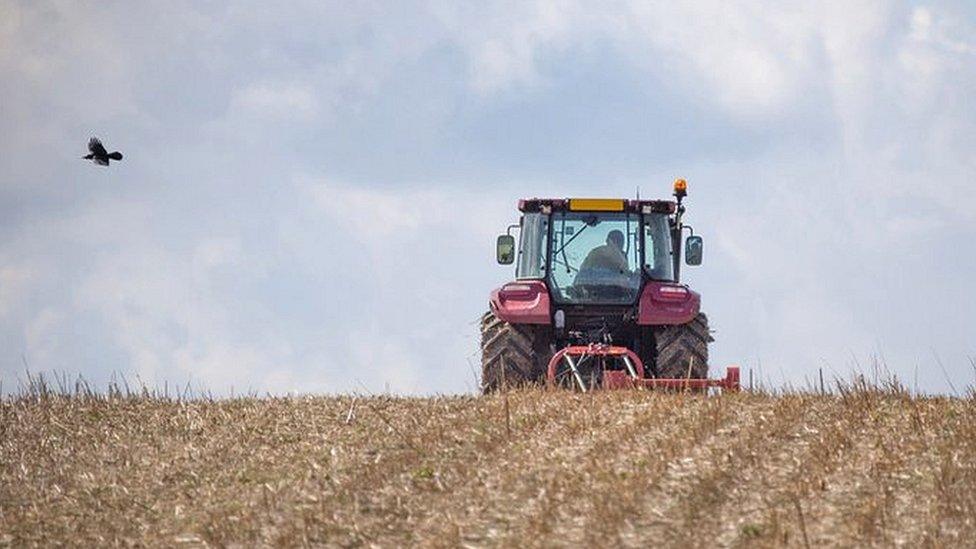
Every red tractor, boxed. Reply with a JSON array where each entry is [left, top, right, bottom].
[[482, 179, 739, 393]]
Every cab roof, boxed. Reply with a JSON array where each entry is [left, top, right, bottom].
[[517, 198, 675, 214]]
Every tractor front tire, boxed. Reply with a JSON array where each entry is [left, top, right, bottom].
[[480, 311, 552, 394], [654, 312, 712, 379]]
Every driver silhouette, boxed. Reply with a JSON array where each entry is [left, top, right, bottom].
[[578, 230, 629, 275]]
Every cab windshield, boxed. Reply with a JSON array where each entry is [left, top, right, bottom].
[[548, 211, 673, 304]]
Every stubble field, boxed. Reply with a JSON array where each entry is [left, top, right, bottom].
[[1, 382, 974, 547]]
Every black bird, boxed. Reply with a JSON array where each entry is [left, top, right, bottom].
[[83, 137, 123, 166]]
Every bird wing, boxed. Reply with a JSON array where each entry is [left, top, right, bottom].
[[89, 137, 108, 156], [94, 156, 109, 166]]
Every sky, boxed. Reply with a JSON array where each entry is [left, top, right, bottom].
[[1, 1, 974, 395]]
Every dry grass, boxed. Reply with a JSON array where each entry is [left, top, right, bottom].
[[2, 379, 975, 547]]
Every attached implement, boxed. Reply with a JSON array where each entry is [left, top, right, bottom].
[[547, 344, 739, 392], [482, 179, 736, 393]]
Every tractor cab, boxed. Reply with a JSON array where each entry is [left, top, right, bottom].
[[506, 199, 677, 306]]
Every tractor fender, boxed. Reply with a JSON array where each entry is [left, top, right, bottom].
[[489, 280, 551, 324], [637, 281, 700, 325]]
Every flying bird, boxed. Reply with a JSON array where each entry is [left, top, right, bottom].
[[83, 137, 123, 166]]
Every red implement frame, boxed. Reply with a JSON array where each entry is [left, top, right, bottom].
[[546, 344, 740, 392]]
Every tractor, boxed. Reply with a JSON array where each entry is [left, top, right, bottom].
[[482, 179, 739, 393]]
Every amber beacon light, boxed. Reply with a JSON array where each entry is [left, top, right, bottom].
[[673, 178, 688, 198]]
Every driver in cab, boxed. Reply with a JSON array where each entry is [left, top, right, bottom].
[[576, 230, 629, 282]]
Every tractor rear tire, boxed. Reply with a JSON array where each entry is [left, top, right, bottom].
[[480, 311, 552, 394], [654, 312, 712, 379]]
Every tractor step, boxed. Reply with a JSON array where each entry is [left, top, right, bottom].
[[546, 344, 740, 392]]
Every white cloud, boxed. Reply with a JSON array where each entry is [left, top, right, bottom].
[[452, 0, 583, 94], [230, 81, 321, 120], [302, 179, 428, 237], [24, 308, 65, 367], [0, 264, 31, 318], [909, 6, 976, 55], [194, 237, 242, 269], [614, 2, 819, 116], [441, 2, 826, 116]]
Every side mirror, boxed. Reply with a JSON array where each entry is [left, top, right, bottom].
[[496, 234, 516, 265], [685, 235, 703, 266]]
